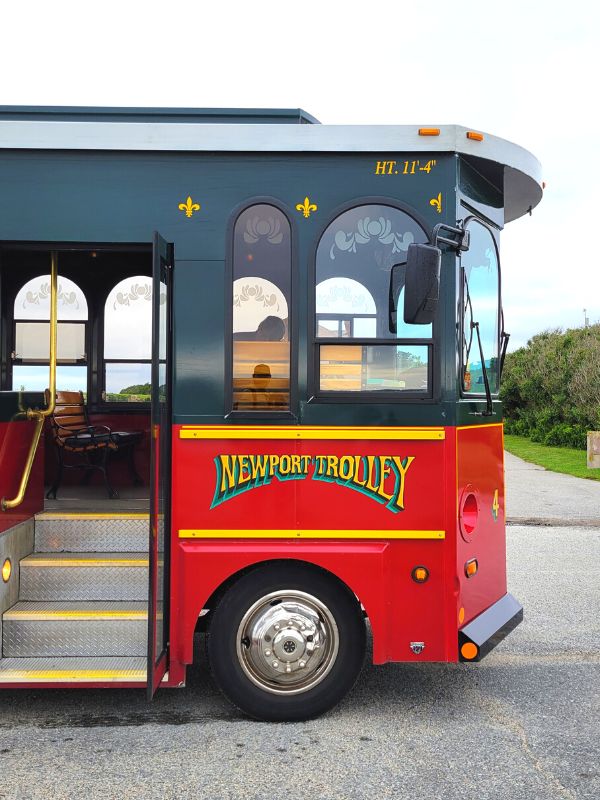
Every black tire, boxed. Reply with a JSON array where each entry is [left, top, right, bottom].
[[207, 562, 366, 721]]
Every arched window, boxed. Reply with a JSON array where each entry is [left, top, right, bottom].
[[103, 275, 161, 402], [315, 204, 431, 394], [231, 204, 291, 412], [13, 275, 88, 392]]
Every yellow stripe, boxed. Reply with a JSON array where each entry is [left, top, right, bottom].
[[0, 670, 146, 682], [456, 423, 503, 431], [179, 529, 445, 540], [25, 558, 148, 567], [180, 426, 444, 441], [4, 610, 148, 621], [36, 513, 149, 520]]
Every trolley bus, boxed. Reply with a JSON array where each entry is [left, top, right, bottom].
[[0, 107, 542, 720]]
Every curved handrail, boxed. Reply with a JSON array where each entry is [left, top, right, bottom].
[[1, 252, 58, 511]]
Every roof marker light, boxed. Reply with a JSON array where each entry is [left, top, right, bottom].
[[419, 128, 440, 136], [467, 131, 484, 141]]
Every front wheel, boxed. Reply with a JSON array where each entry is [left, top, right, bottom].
[[207, 563, 366, 721]]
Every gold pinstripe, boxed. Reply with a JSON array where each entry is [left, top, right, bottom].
[[179, 426, 444, 441], [179, 529, 445, 540]]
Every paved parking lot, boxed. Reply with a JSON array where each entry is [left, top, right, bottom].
[[0, 457, 598, 800]]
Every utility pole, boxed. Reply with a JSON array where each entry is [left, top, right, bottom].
[[583, 308, 589, 327]]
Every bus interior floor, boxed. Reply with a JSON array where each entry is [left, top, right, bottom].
[[43, 485, 150, 513]]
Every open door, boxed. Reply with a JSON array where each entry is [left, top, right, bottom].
[[147, 232, 173, 697]]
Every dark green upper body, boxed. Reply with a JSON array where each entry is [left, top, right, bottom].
[[0, 109, 542, 427]]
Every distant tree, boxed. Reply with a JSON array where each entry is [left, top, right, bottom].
[[120, 383, 151, 394]]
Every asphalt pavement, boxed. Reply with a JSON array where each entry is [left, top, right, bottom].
[[0, 454, 598, 800], [505, 451, 600, 525]]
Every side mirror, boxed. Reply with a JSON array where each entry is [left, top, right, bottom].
[[403, 243, 441, 325]]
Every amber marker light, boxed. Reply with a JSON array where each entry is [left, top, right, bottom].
[[466, 131, 484, 141], [418, 128, 440, 136], [461, 642, 478, 660], [465, 558, 478, 578], [411, 565, 430, 583], [2, 558, 11, 583]]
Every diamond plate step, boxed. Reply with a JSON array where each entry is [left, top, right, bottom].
[[2, 601, 148, 657], [35, 513, 149, 553], [19, 553, 148, 601], [0, 656, 147, 683]]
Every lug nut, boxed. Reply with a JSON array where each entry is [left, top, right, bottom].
[[272, 661, 279, 668], [299, 661, 306, 668], [265, 649, 271, 657], [274, 624, 280, 631]]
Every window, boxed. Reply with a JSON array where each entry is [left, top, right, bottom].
[[13, 275, 88, 392], [315, 204, 430, 394], [461, 220, 500, 395], [231, 204, 291, 412], [104, 276, 162, 402]]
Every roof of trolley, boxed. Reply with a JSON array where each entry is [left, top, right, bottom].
[[0, 108, 542, 223]]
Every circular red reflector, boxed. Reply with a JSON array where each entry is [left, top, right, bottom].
[[459, 489, 479, 541]]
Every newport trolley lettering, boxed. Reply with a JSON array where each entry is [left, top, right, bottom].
[[211, 454, 415, 512], [0, 106, 540, 721]]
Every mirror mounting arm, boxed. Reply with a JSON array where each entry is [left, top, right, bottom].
[[432, 222, 470, 252]]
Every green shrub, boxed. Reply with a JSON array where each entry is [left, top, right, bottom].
[[500, 324, 600, 450]]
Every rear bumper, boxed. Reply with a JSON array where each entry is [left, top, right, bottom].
[[458, 593, 523, 662]]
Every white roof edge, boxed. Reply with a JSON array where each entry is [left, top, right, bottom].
[[0, 121, 543, 221]]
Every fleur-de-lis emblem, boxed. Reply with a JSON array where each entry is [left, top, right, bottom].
[[178, 196, 201, 218], [296, 196, 318, 218], [429, 193, 442, 214]]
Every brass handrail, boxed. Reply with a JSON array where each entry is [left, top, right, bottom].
[[1, 252, 58, 511]]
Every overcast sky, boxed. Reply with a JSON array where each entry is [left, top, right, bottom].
[[1, 0, 598, 350]]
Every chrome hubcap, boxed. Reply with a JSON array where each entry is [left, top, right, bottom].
[[236, 590, 339, 695]]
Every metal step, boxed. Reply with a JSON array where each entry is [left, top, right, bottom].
[[19, 553, 148, 601], [0, 656, 147, 683], [2, 601, 148, 657], [35, 513, 149, 553]]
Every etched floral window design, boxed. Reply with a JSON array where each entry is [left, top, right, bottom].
[[15, 275, 88, 321], [231, 204, 291, 412]]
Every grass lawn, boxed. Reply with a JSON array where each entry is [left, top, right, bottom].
[[504, 434, 600, 482]]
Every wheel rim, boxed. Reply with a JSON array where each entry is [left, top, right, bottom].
[[235, 589, 340, 695]]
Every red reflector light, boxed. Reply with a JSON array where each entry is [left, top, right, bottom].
[[459, 489, 479, 541]]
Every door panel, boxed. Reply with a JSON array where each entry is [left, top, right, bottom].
[[147, 232, 173, 697]]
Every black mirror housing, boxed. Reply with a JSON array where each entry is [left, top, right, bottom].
[[403, 243, 441, 325]]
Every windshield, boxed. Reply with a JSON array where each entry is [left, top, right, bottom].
[[461, 220, 500, 394]]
